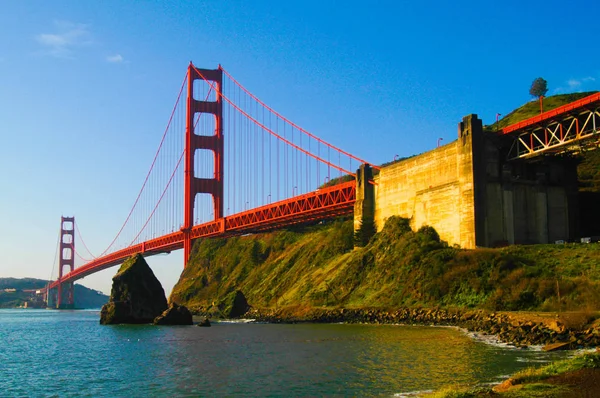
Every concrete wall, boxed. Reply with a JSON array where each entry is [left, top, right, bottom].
[[479, 140, 579, 246], [355, 114, 579, 249], [365, 115, 480, 248]]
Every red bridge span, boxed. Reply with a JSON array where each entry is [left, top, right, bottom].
[[46, 64, 600, 308]]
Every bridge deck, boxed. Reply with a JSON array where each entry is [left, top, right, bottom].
[[48, 181, 355, 289], [502, 92, 600, 135]]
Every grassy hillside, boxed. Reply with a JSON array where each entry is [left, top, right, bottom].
[[171, 217, 600, 315], [0, 278, 109, 309]]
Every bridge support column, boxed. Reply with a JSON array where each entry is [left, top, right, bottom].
[[57, 216, 75, 309], [46, 287, 57, 308], [354, 164, 375, 246], [457, 114, 485, 248], [183, 63, 224, 266]]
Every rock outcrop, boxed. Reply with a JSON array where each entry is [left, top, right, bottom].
[[153, 303, 193, 325], [221, 290, 250, 318], [198, 317, 211, 327], [100, 254, 168, 324]]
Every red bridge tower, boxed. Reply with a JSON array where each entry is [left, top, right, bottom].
[[57, 216, 76, 309], [183, 64, 224, 264]]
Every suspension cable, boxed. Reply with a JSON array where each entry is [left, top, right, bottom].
[[74, 220, 96, 259], [194, 66, 356, 176], [98, 71, 188, 256], [47, 227, 61, 284], [220, 66, 378, 169]]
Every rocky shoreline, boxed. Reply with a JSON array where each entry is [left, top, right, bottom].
[[242, 306, 600, 349]]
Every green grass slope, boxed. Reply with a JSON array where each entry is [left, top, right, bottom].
[[171, 217, 600, 315]]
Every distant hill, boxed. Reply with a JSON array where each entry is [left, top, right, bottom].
[[0, 278, 109, 309]]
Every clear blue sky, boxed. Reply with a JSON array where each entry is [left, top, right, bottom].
[[1, 0, 598, 295]]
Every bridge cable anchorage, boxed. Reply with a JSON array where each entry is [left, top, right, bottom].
[[194, 66, 358, 177], [98, 71, 188, 256], [219, 66, 378, 170]]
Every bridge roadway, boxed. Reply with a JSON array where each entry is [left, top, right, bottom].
[[47, 181, 356, 289]]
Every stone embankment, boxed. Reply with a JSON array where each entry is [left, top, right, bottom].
[[245, 307, 600, 348]]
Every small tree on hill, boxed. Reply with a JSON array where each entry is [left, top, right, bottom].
[[529, 77, 548, 113]]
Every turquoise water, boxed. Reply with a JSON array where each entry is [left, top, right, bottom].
[[0, 309, 569, 396]]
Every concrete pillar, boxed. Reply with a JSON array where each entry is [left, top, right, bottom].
[[535, 187, 549, 243], [502, 188, 515, 245], [354, 164, 375, 236], [456, 114, 484, 248]]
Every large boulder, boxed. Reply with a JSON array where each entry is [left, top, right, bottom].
[[153, 303, 193, 325], [221, 290, 250, 318], [100, 254, 168, 324]]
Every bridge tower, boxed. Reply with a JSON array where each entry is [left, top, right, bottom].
[[57, 216, 76, 309], [183, 63, 223, 265]]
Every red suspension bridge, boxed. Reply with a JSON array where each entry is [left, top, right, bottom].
[[46, 63, 377, 308], [45, 63, 600, 308]]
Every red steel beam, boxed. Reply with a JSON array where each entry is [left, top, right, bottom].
[[502, 92, 600, 135]]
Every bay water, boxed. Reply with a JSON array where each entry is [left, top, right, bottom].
[[0, 309, 569, 396]]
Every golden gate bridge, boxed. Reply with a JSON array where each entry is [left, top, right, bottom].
[[45, 63, 600, 308]]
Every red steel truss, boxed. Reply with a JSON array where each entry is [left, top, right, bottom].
[[503, 92, 600, 160], [47, 181, 355, 289]]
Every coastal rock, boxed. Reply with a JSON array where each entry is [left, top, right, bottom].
[[543, 342, 573, 351], [153, 302, 193, 325], [198, 317, 211, 327], [100, 254, 168, 324], [221, 290, 250, 318], [548, 319, 566, 334]]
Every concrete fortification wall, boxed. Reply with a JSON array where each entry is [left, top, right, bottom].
[[355, 115, 579, 249], [370, 115, 480, 248]]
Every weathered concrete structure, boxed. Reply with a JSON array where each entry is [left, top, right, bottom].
[[355, 115, 579, 248]]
